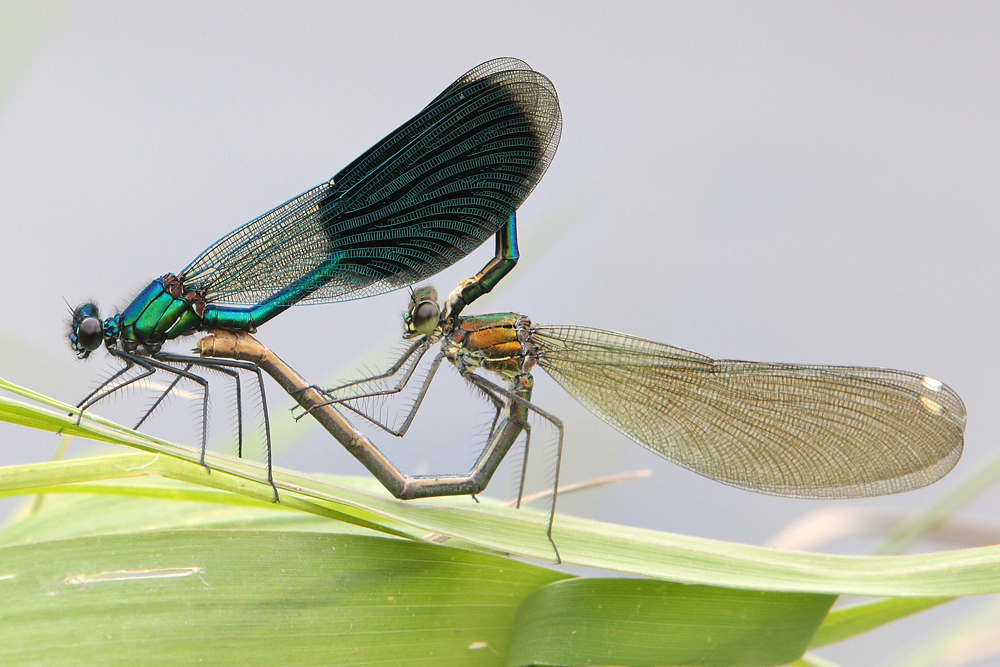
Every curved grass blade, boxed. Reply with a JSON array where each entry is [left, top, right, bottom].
[[808, 597, 954, 649], [0, 485, 356, 546], [0, 470, 956, 667], [3, 380, 1000, 597], [5, 449, 1000, 599]]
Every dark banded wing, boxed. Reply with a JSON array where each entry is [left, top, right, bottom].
[[181, 58, 561, 306], [532, 325, 965, 498]]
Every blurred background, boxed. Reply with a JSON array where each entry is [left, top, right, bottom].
[[2, 2, 999, 664]]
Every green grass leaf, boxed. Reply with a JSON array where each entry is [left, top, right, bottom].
[[0, 530, 566, 666], [0, 482, 372, 546], [1, 377, 991, 665], [509, 578, 835, 667], [0, 489, 839, 667], [3, 379, 1000, 597], [809, 597, 954, 648]]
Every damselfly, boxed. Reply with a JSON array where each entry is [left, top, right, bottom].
[[68, 59, 562, 491], [306, 286, 966, 558]]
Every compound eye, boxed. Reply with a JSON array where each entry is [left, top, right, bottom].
[[77, 317, 104, 351], [411, 300, 440, 335]]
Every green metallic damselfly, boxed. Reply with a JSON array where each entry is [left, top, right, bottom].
[[69, 58, 561, 496]]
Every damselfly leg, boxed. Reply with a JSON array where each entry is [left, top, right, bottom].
[[75, 348, 277, 499]]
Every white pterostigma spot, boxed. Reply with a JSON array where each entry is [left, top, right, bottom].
[[922, 376, 944, 391]]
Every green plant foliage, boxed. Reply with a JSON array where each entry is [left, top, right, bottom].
[[809, 597, 954, 648], [0, 482, 367, 546], [1, 488, 840, 667], [1, 377, 997, 666], [508, 578, 835, 667], [0, 530, 566, 666], [4, 384, 1000, 596]]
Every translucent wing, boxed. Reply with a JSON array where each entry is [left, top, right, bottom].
[[181, 58, 561, 306], [532, 325, 966, 498]]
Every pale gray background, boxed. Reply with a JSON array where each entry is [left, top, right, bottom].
[[1, 3, 999, 664]]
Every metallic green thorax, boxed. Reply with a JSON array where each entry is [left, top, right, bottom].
[[108, 275, 205, 349]]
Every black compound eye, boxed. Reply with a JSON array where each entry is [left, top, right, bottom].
[[411, 300, 440, 335], [77, 317, 104, 351]]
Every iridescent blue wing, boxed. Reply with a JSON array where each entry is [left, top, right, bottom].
[[533, 325, 966, 498], [181, 58, 561, 306]]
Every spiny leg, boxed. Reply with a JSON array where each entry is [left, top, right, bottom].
[[298, 338, 432, 421], [308, 351, 447, 439], [309, 337, 428, 399], [131, 353, 213, 471], [214, 365, 243, 458], [468, 373, 505, 437], [157, 356, 244, 457], [132, 358, 246, 474], [463, 372, 563, 564], [466, 376, 532, 508], [75, 359, 135, 408], [135, 361, 251, 476], [158, 351, 277, 501], [70, 359, 141, 424], [81, 348, 214, 470], [134, 363, 192, 431], [193, 357, 274, 501], [516, 422, 533, 510], [76, 354, 155, 424]]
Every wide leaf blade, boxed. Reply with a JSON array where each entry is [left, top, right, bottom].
[[0, 531, 566, 666], [508, 578, 835, 667]]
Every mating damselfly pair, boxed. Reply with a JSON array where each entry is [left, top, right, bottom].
[[68, 59, 966, 557]]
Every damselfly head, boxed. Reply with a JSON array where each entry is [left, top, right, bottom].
[[404, 285, 440, 338], [68, 302, 104, 359]]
